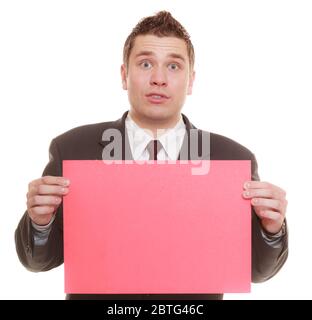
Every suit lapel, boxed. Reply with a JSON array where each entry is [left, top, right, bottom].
[[99, 111, 133, 160], [178, 114, 211, 161]]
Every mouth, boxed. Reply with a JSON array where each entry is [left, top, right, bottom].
[[145, 93, 170, 104]]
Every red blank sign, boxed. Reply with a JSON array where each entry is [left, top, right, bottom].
[[63, 160, 251, 294]]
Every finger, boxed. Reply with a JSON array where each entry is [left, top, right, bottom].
[[251, 198, 282, 212], [242, 188, 280, 200], [244, 181, 286, 196], [42, 176, 70, 186], [255, 209, 281, 221], [243, 188, 273, 199], [244, 181, 272, 190], [28, 185, 69, 196], [29, 206, 56, 216], [27, 195, 62, 208], [29, 176, 70, 188]]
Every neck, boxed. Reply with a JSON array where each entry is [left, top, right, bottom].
[[128, 110, 181, 138]]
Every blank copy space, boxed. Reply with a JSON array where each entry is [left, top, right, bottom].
[[63, 160, 251, 294]]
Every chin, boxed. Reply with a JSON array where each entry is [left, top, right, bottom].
[[146, 112, 173, 123], [144, 106, 173, 118]]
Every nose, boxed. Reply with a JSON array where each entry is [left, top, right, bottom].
[[150, 67, 167, 87]]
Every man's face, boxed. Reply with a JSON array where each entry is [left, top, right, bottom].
[[121, 35, 195, 125]]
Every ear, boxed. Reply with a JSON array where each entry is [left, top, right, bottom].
[[187, 70, 196, 95], [121, 64, 128, 90]]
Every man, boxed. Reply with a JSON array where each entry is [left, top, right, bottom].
[[15, 11, 288, 300]]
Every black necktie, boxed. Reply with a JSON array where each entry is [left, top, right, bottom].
[[146, 140, 162, 160]]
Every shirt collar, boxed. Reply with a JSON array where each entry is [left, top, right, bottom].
[[125, 113, 186, 160]]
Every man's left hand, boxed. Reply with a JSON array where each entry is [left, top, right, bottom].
[[242, 181, 287, 234]]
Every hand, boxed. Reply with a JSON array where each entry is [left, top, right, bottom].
[[242, 181, 287, 234], [27, 176, 70, 226]]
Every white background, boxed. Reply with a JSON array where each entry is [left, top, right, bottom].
[[0, 0, 311, 300]]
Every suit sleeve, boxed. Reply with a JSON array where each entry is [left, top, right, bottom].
[[15, 139, 64, 272], [251, 153, 289, 282]]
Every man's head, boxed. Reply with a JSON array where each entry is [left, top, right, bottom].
[[121, 11, 195, 129]]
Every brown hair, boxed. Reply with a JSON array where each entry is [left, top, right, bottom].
[[123, 11, 195, 71]]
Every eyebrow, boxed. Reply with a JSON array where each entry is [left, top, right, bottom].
[[135, 51, 186, 62]]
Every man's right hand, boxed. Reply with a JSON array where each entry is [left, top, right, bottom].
[[27, 176, 70, 226]]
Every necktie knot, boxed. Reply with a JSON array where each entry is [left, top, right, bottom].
[[146, 140, 162, 160]]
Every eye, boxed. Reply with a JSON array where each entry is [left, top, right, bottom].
[[140, 60, 152, 69], [168, 63, 179, 71]]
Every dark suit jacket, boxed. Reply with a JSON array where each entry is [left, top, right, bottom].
[[15, 111, 288, 300]]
